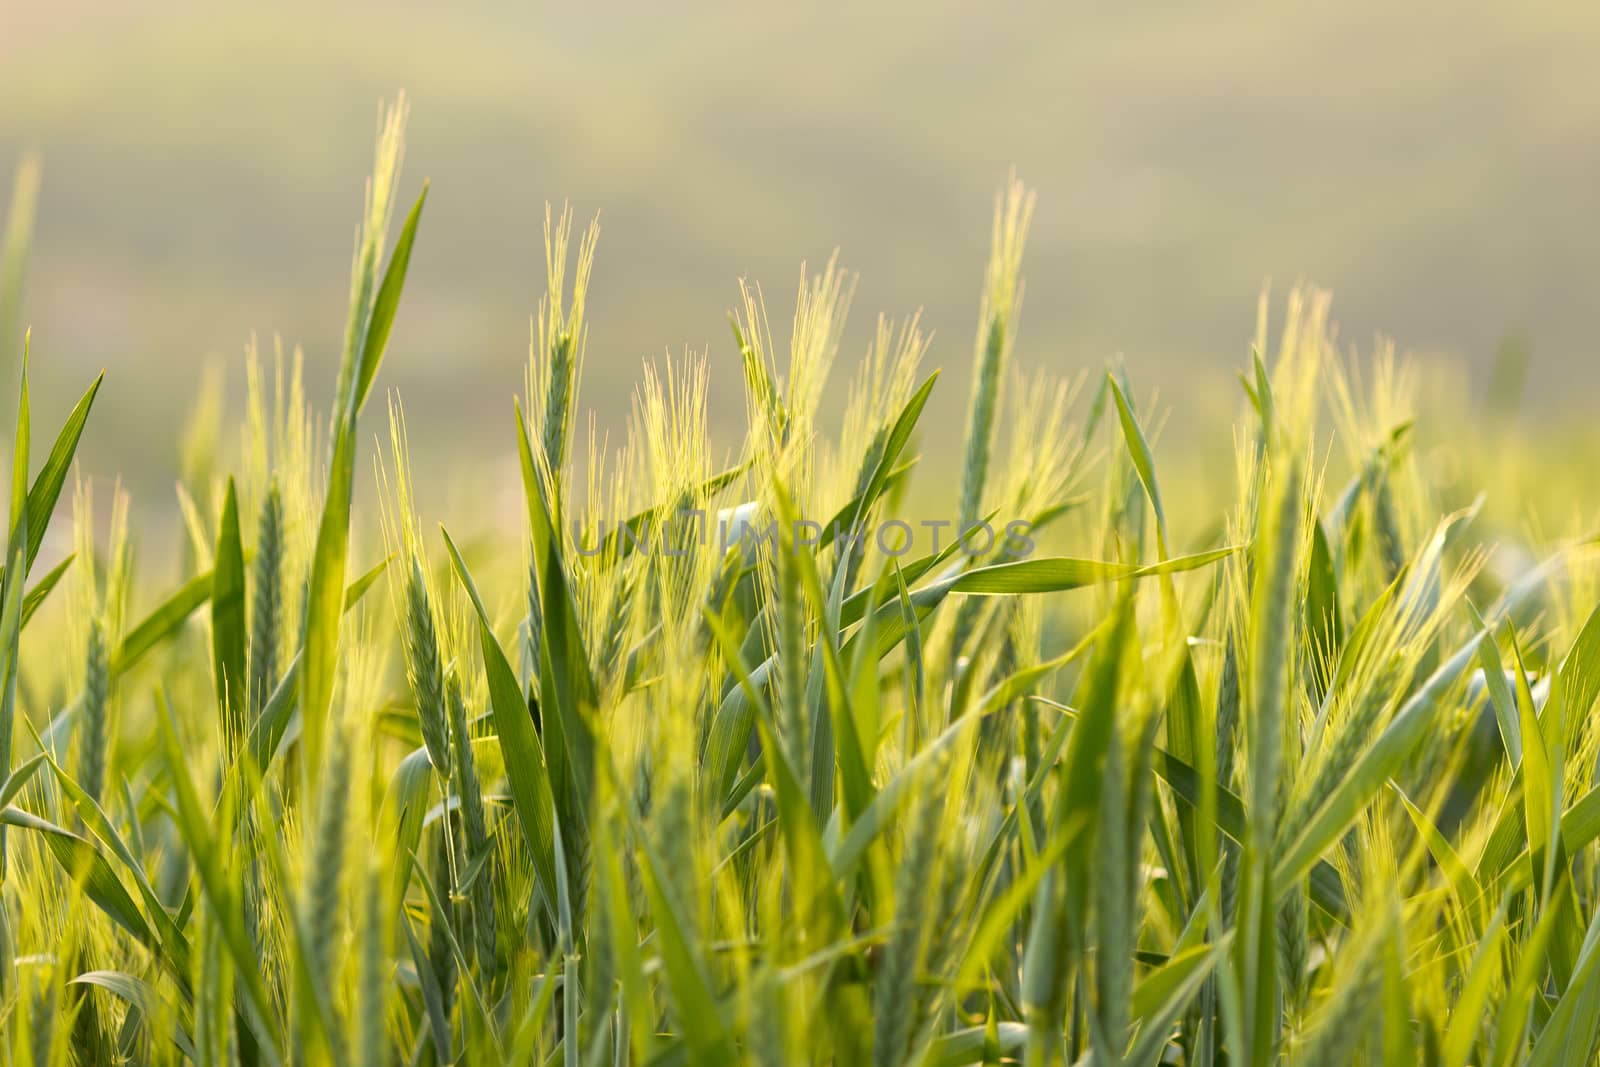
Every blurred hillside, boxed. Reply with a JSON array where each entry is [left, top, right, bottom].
[[1, 1, 1597, 513]]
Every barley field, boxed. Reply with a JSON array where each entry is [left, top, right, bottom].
[[0, 97, 1598, 1066]]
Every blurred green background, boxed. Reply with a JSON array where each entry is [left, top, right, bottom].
[[2, 1, 1597, 507]]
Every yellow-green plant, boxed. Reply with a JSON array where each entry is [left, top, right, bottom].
[[0, 99, 1598, 1067]]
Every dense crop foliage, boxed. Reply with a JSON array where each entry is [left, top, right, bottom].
[[2, 98, 1599, 1066]]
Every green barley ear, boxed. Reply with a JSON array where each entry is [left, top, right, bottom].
[[649, 741, 702, 947], [948, 367, 1082, 667], [70, 476, 128, 807], [544, 328, 577, 475], [734, 254, 852, 466], [875, 760, 942, 1067], [305, 719, 350, 985], [773, 493, 811, 791], [1277, 878, 1309, 1015], [447, 666, 496, 969], [732, 299, 784, 447], [629, 352, 718, 662], [1291, 924, 1385, 1067], [957, 173, 1034, 539], [784, 251, 854, 443], [332, 96, 409, 421], [381, 399, 451, 777], [77, 616, 108, 805], [249, 481, 284, 717], [403, 555, 450, 775], [0, 153, 39, 375], [301, 93, 423, 779], [351, 861, 386, 1067], [530, 203, 600, 479], [425, 815, 458, 1031], [597, 561, 638, 693], [242, 337, 313, 648], [732, 286, 786, 447], [843, 313, 926, 475]]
